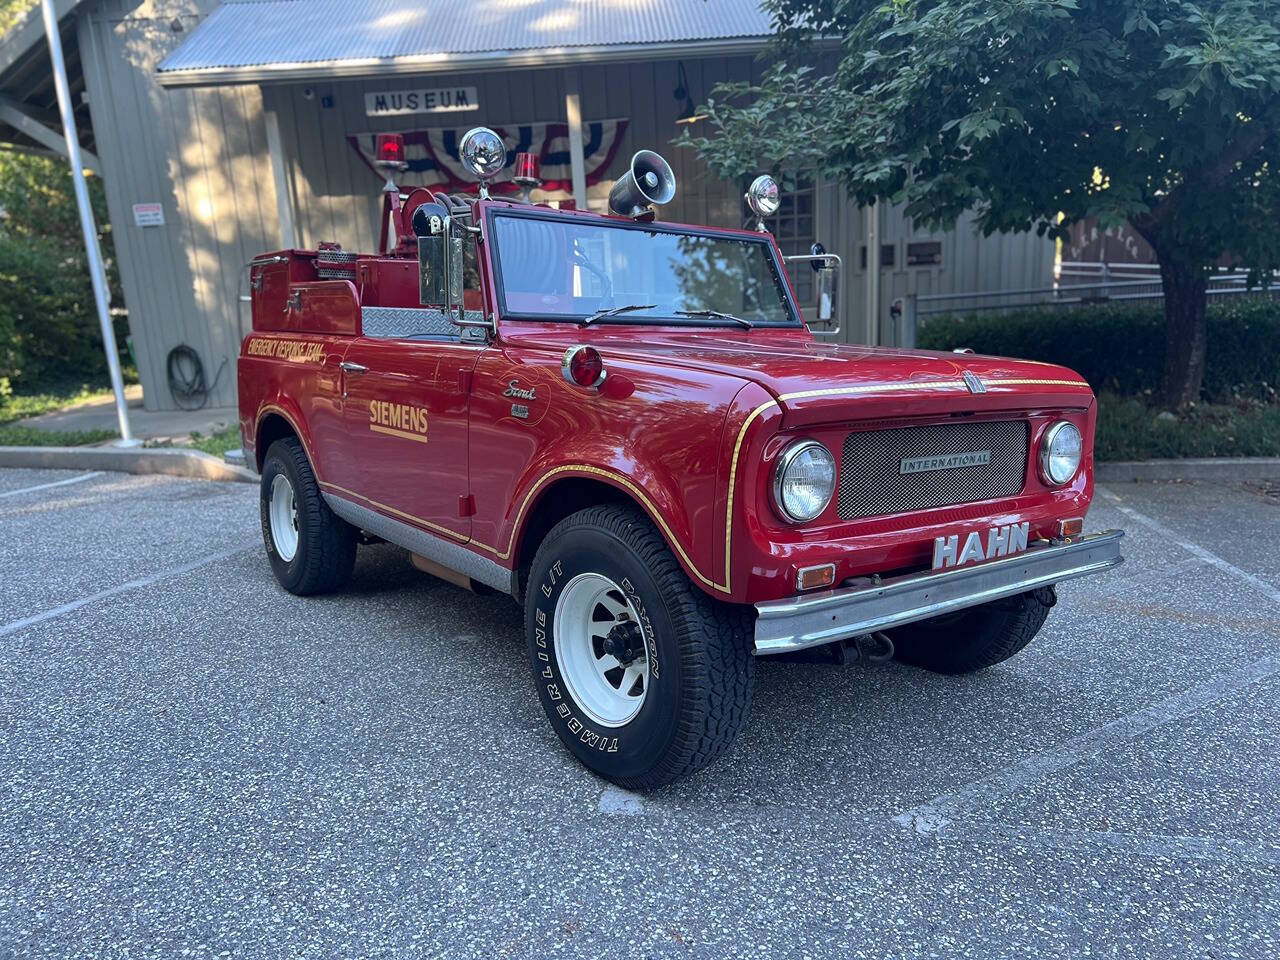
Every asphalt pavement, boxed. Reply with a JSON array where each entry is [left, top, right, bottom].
[[1, 467, 1277, 958]]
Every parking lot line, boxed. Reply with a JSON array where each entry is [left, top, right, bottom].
[[0, 471, 103, 499], [1097, 486, 1280, 606], [894, 655, 1280, 834], [0, 544, 255, 638]]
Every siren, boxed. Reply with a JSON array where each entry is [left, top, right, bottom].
[[608, 150, 676, 219]]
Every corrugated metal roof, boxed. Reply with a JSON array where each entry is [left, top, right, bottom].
[[158, 0, 775, 85]]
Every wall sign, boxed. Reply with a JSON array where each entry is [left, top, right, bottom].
[[365, 87, 479, 117], [132, 202, 164, 227]]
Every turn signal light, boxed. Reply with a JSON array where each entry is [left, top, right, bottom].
[[796, 563, 836, 591], [562, 345, 606, 389], [1056, 517, 1084, 539]]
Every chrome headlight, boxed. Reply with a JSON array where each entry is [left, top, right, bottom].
[[1039, 421, 1083, 485], [772, 440, 836, 523]]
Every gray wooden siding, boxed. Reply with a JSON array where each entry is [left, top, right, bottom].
[[78, 24, 1053, 413], [77, 0, 277, 411], [266, 56, 1052, 346]]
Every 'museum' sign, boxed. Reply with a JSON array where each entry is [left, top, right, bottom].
[[365, 88, 479, 116]]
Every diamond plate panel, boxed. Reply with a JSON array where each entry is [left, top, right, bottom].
[[360, 306, 484, 339], [838, 420, 1029, 520]]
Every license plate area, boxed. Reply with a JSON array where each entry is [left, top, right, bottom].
[[932, 521, 1030, 570]]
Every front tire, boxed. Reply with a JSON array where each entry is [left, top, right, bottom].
[[890, 587, 1056, 674], [260, 437, 357, 595], [525, 505, 753, 789]]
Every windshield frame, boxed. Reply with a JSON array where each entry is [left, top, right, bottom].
[[482, 204, 805, 329]]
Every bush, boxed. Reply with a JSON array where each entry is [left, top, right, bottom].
[[1096, 394, 1280, 460], [918, 299, 1280, 402]]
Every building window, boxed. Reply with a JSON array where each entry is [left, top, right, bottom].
[[907, 241, 943, 267], [860, 244, 897, 270]]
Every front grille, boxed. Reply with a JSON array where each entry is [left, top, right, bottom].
[[837, 420, 1028, 520]]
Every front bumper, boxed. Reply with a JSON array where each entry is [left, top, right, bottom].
[[753, 529, 1124, 655]]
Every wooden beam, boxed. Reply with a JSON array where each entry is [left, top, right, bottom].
[[0, 93, 98, 173]]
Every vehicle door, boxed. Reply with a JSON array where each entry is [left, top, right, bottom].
[[338, 237, 487, 542]]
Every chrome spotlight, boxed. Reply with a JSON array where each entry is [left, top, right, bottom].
[[745, 174, 781, 229], [459, 126, 507, 197]]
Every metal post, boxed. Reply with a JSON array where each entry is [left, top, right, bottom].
[[40, 0, 136, 445], [864, 199, 880, 344], [564, 86, 588, 210], [901, 293, 917, 349]]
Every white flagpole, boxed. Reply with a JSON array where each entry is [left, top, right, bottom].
[[39, 0, 136, 445]]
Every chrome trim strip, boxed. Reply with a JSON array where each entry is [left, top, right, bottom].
[[322, 492, 515, 595], [753, 529, 1125, 655]]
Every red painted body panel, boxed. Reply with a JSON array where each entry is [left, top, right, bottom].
[[239, 196, 1101, 607]]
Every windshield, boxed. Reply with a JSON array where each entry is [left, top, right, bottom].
[[490, 212, 799, 327]]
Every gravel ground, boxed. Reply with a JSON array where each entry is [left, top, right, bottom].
[[1, 468, 1277, 959]]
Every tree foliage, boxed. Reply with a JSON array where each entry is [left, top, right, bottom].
[[0, 152, 125, 390], [680, 0, 1280, 406]]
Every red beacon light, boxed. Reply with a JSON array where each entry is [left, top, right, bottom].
[[561, 345, 606, 389], [374, 133, 408, 170], [513, 151, 541, 202]]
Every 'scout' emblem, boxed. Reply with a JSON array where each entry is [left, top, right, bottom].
[[504, 380, 537, 401]]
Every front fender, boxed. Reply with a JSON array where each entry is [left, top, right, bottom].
[[468, 346, 755, 597]]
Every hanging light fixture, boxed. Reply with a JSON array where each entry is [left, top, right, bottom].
[[673, 62, 707, 125]]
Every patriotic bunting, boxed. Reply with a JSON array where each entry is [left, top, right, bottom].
[[347, 119, 630, 195]]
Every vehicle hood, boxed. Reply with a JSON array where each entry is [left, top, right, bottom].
[[515, 329, 1095, 425]]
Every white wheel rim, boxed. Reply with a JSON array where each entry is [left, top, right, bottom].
[[269, 474, 299, 562], [553, 572, 650, 728]]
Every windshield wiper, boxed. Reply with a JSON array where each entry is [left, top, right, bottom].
[[580, 303, 656, 326], [675, 309, 753, 329]]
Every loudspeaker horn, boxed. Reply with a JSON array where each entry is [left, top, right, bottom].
[[608, 150, 677, 218]]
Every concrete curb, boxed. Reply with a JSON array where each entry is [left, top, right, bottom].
[[1097, 457, 1280, 483], [0, 445, 258, 484]]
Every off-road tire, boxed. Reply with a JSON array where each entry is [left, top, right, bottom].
[[889, 587, 1055, 674], [525, 504, 754, 789], [260, 437, 357, 595]]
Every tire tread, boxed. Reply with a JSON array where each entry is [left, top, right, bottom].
[[532, 504, 753, 789]]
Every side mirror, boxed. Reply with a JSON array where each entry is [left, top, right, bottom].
[[418, 234, 448, 305], [417, 202, 451, 306], [783, 247, 842, 338], [816, 264, 838, 322]]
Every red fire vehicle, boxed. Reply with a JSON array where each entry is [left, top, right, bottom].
[[239, 128, 1124, 787]]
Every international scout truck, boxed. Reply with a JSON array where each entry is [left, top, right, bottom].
[[239, 129, 1124, 787]]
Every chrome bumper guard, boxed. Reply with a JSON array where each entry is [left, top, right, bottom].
[[753, 530, 1125, 656]]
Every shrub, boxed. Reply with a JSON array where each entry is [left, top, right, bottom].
[[1095, 394, 1280, 461], [919, 299, 1280, 403]]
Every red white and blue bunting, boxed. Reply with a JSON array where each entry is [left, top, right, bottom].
[[346, 119, 630, 195]]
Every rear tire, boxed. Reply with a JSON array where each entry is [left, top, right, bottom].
[[260, 437, 357, 595], [525, 504, 754, 789], [890, 587, 1055, 674]]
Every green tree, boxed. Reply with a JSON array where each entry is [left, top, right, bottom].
[[680, 0, 1280, 407], [0, 151, 124, 388]]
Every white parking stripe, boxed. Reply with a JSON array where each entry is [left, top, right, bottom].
[[894, 656, 1280, 834], [1097, 486, 1280, 606], [0, 544, 255, 638], [0, 471, 103, 499]]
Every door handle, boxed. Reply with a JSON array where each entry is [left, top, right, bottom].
[[340, 361, 368, 374]]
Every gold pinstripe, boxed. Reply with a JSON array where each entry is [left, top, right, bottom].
[[319, 481, 472, 542], [721, 400, 781, 591], [259, 376, 1087, 599]]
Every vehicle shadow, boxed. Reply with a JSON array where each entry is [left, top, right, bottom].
[[343, 543, 1080, 813]]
